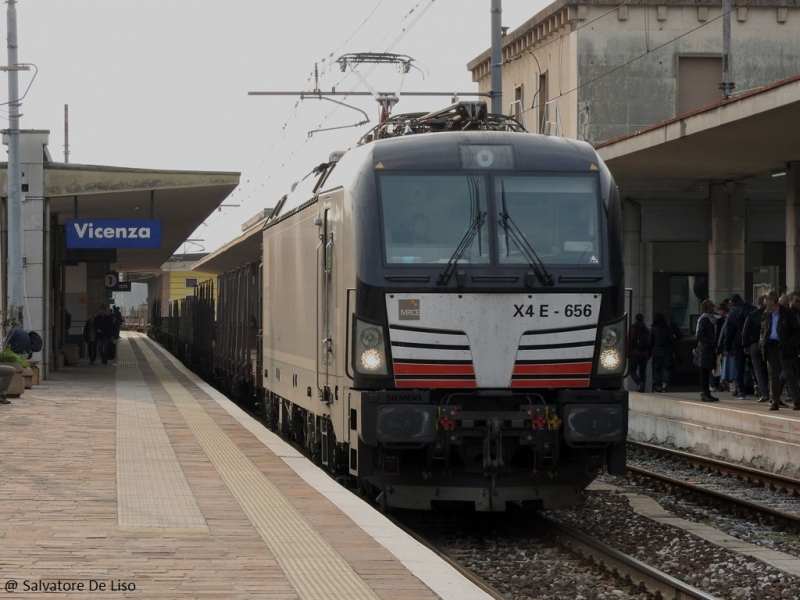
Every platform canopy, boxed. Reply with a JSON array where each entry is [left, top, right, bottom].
[[191, 221, 264, 276], [43, 163, 240, 273], [596, 73, 800, 202]]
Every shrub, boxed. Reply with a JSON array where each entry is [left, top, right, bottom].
[[0, 348, 29, 368]]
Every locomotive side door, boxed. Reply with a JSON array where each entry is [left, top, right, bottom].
[[318, 191, 351, 473], [318, 200, 335, 404]]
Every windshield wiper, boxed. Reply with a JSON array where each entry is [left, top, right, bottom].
[[437, 178, 485, 286], [499, 182, 554, 287]]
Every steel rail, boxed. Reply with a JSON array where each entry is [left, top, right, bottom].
[[541, 516, 719, 600], [630, 440, 800, 496], [628, 441, 800, 526]]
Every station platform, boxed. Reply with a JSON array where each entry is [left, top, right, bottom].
[[0, 332, 491, 600], [629, 386, 800, 479]]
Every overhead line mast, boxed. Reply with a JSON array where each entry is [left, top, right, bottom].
[[5, 0, 24, 322]]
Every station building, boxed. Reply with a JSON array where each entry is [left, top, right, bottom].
[[469, 0, 800, 341]]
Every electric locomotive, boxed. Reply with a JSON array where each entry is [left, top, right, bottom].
[[260, 102, 627, 511]]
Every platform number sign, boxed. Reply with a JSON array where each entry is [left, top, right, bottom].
[[105, 272, 119, 289]]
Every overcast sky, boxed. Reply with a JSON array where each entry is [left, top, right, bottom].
[[3, 0, 549, 253]]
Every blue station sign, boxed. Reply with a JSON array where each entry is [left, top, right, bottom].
[[66, 219, 162, 249]]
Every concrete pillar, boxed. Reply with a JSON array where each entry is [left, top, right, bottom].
[[786, 162, 800, 291], [4, 131, 50, 366], [622, 200, 643, 316], [22, 196, 45, 333], [709, 182, 746, 303], [622, 200, 656, 393], [643, 241, 654, 322]]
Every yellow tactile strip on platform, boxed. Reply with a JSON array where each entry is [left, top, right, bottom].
[[135, 340, 380, 600], [115, 340, 208, 529]]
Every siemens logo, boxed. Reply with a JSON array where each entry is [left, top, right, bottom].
[[66, 219, 162, 249]]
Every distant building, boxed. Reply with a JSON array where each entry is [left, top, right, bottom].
[[468, 0, 800, 386], [149, 253, 216, 308], [468, 0, 800, 144]]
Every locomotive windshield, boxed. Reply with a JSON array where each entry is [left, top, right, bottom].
[[495, 174, 601, 266], [379, 172, 602, 267], [381, 174, 490, 265]]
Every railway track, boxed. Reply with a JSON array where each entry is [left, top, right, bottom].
[[628, 441, 800, 527], [391, 507, 719, 600], [542, 516, 718, 600], [629, 441, 800, 495]]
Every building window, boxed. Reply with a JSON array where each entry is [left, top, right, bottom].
[[677, 56, 723, 116], [537, 71, 548, 133], [185, 278, 198, 288], [511, 84, 524, 126]]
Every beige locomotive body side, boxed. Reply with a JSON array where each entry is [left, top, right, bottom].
[[261, 187, 357, 452]]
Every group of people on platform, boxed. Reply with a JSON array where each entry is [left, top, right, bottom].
[[0, 305, 125, 404], [83, 305, 123, 366], [629, 291, 800, 411]]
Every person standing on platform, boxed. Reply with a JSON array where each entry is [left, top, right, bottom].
[[743, 295, 769, 402], [724, 293, 755, 399], [760, 291, 800, 411], [93, 306, 114, 365], [715, 302, 734, 392], [111, 306, 124, 339], [83, 314, 97, 365], [649, 313, 676, 393], [693, 299, 719, 402], [627, 313, 650, 392]]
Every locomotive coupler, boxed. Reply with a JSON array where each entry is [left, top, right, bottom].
[[482, 416, 504, 473]]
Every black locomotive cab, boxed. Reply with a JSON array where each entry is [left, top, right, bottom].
[[343, 132, 628, 510]]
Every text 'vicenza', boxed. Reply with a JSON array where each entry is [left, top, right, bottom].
[[72, 223, 153, 239]]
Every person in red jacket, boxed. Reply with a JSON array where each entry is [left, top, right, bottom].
[[627, 313, 650, 393]]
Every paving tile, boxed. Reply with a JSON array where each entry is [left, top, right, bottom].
[[0, 333, 454, 600]]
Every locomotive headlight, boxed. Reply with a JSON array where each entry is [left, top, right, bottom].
[[601, 327, 619, 347], [354, 317, 388, 375], [596, 317, 626, 375], [360, 327, 381, 347], [360, 348, 384, 371], [599, 348, 622, 371]]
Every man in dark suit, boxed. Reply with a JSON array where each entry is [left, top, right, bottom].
[[760, 291, 800, 411], [93, 306, 115, 365]]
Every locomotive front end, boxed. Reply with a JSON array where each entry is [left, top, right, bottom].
[[348, 131, 628, 511], [351, 292, 628, 511]]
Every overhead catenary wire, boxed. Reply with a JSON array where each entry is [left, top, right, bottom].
[[201, 0, 438, 239]]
